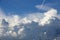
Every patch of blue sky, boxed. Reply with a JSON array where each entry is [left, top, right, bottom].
[[0, 0, 60, 15]]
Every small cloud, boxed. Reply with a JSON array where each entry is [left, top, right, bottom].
[[18, 27, 24, 35], [35, 5, 51, 11]]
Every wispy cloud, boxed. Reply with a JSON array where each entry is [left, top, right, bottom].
[[35, 4, 51, 11]]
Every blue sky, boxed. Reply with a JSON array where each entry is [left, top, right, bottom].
[[0, 0, 60, 15]]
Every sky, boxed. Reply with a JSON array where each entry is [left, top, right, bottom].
[[0, 0, 60, 15], [0, 0, 60, 40]]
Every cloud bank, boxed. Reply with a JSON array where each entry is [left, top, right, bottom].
[[0, 7, 60, 40]]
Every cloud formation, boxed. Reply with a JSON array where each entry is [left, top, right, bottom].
[[0, 7, 60, 40], [39, 9, 57, 26], [35, 4, 51, 11]]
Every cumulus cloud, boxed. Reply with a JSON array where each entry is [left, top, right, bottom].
[[0, 6, 60, 40], [6, 15, 20, 29], [39, 9, 57, 26], [4, 31, 17, 37]]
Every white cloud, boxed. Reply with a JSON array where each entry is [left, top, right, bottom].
[[27, 13, 43, 22], [4, 31, 17, 37], [20, 17, 31, 24], [35, 5, 51, 11], [18, 27, 24, 35], [39, 9, 57, 26], [0, 6, 59, 39], [6, 15, 20, 28], [0, 8, 58, 27]]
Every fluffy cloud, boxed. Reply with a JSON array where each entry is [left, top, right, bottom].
[[4, 31, 17, 37], [39, 9, 57, 26], [0, 7, 60, 40], [7, 15, 20, 29]]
